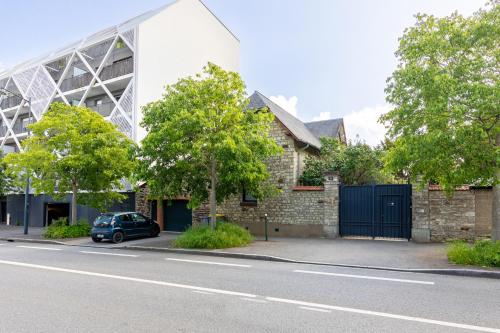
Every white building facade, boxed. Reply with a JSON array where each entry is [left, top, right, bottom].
[[0, 0, 239, 153], [0, 0, 239, 227]]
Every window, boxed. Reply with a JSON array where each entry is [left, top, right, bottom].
[[131, 213, 146, 223], [119, 214, 132, 222], [242, 189, 257, 203], [95, 99, 103, 106]]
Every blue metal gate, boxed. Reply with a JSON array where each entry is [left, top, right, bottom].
[[339, 184, 412, 239]]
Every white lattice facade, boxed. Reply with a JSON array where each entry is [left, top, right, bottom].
[[0, 0, 240, 153]]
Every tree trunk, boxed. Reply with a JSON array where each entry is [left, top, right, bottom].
[[492, 133, 500, 241], [71, 181, 78, 225], [210, 159, 217, 230]]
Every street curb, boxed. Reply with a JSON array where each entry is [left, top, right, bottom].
[[3, 238, 500, 279], [120, 245, 500, 280], [0, 237, 67, 245]]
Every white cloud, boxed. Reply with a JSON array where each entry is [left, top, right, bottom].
[[344, 104, 391, 147], [269, 95, 298, 117], [312, 112, 331, 121]]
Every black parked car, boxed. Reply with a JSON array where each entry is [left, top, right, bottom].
[[91, 212, 160, 244]]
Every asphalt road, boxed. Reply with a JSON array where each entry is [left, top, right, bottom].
[[0, 241, 499, 333]]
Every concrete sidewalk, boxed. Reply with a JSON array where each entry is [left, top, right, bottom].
[[2, 225, 498, 277], [130, 235, 452, 269]]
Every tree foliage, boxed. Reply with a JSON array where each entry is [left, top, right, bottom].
[[4, 103, 136, 223], [300, 138, 393, 186], [137, 63, 282, 228], [381, 1, 499, 193], [0, 157, 14, 196]]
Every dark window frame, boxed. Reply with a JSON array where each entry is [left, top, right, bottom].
[[241, 188, 257, 206]]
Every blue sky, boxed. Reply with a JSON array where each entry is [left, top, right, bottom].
[[0, 0, 484, 145]]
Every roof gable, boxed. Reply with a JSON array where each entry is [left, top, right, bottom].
[[305, 118, 345, 141], [248, 92, 322, 149]]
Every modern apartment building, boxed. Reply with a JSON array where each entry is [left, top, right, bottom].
[[0, 0, 239, 227]]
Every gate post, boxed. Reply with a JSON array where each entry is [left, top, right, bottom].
[[412, 177, 431, 242], [323, 171, 340, 238]]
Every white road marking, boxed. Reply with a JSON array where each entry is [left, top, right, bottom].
[[266, 297, 500, 333], [16, 246, 62, 251], [300, 306, 331, 313], [80, 251, 139, 258], [192, 291, 214, 295], [165, 258, 251, 268], [1, 259, 498, 332], [0, 259, 256, 298], [0, 244, 6, 246], [241, 298, 267, 303], [294, 270, 434, 285]]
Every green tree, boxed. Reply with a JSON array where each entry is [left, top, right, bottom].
[[300, 138, 392, 186], [4, 103, 136, 224], [0, 157, 14, 196], [381, 1, 499, 238], [137, 63, 282, 229]]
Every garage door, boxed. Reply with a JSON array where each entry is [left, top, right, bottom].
[[339, 184, 411, 239], [163, 200, 192, 232]]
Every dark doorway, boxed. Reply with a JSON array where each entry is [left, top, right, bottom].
[[45, 203, 70, 226], [150, 200, 157, 221], [0, 201, 6, 224], [163, 200, 192, 232]]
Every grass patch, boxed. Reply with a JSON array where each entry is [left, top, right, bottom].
[[174, 222, 252, 249], [43, 218, 91, 239], [447, 240, 500, 267]]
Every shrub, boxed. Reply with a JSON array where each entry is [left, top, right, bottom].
[[43, 218, 91, 239], [174, 222, 252, 249], [447, 240, 500, 267]]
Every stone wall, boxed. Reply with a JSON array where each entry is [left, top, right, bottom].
[[135, 185, 151, 217], [217, 121, 339, 238], [473, 189, 493, 238], [412, 185, 493, 242]]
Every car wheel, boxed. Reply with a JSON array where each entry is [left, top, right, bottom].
[[112, 232, 124, 244], [150, 226, 160, 238], [92, 237, 102, 243]]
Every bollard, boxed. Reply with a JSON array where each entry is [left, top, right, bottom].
[[264, 213, 268, 241]]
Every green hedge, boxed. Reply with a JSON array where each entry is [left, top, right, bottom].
[[43, 218, 91, 239], [447, 240, 500, 268], [174, 222, 252, 249]]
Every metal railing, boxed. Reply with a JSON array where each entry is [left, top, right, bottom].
[[0, 95, 23, 110], [89, 101, 115, 117], [60, 57, 133, 92]]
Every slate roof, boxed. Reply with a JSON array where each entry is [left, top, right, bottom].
[[305, 118, 344, 140], [248, 91, 324, 149]]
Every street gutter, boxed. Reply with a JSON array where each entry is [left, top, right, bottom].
[[2, 237, 500, 280]]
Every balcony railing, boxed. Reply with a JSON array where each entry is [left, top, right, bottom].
[[12, 120, 30, 134], [100, 57, 133, 81], [0, 95, 23, 110], [89, 101, 115, 117], [60, 57, 133, 92]]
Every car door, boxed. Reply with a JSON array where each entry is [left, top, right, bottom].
[[131, 213, 149, 236], [118, 213, 136, 237]]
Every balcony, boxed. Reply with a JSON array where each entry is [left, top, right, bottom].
[[0, 95, 23, 110], [60, 57, 133, 92], [12, 120, 30, 134], [89, 101, 115, 117]]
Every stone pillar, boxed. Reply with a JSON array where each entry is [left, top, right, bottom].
[[135, 185, 151, 217], [412, 180, 431, 242], [323, 171, 340, 238]]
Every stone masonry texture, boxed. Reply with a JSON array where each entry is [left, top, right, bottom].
[[412, 185, 493, 242]]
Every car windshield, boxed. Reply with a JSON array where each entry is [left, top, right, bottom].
[[95, 214, 113, 223]]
